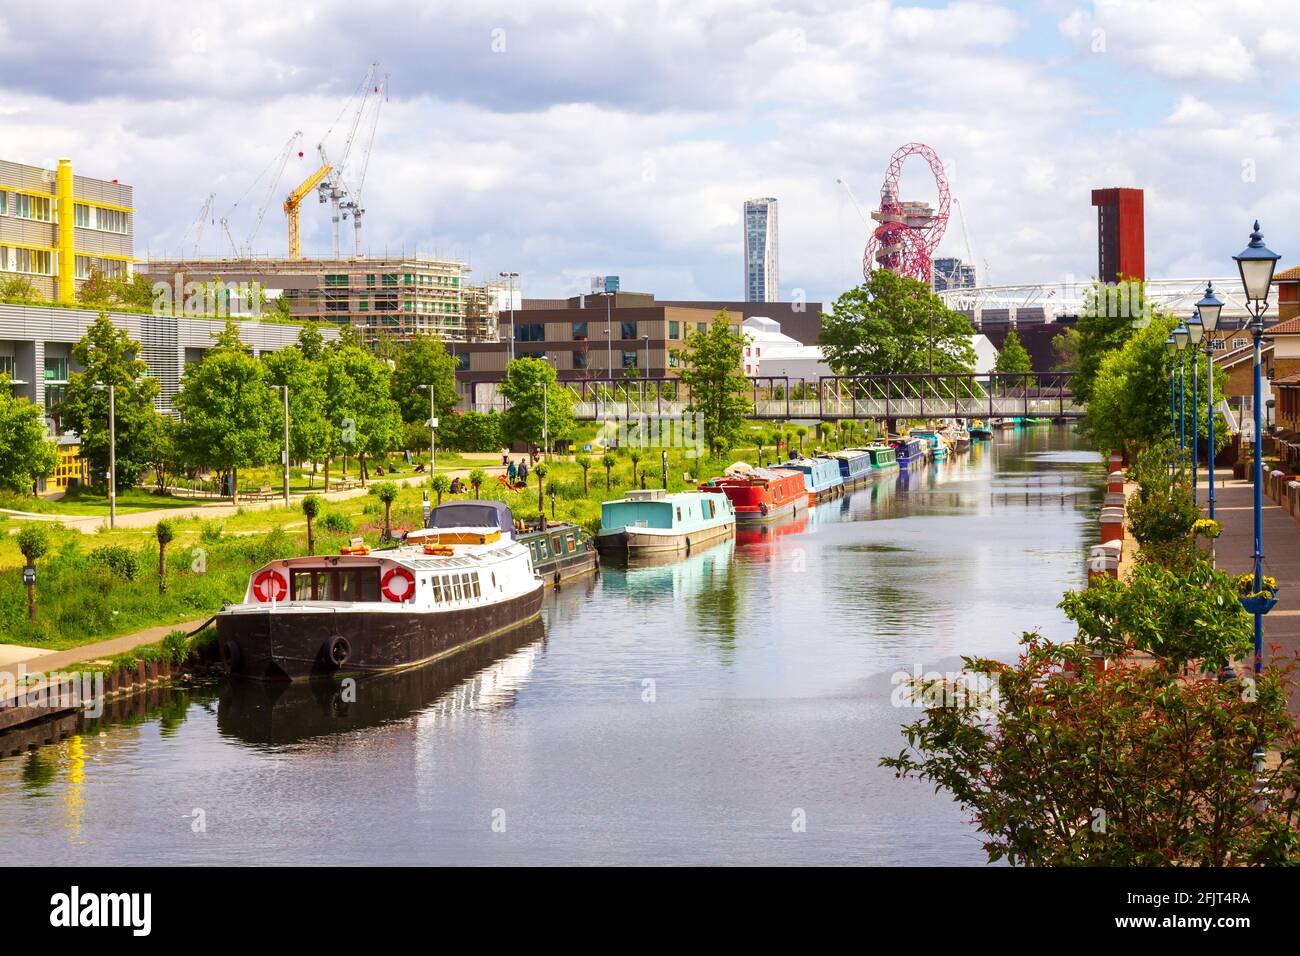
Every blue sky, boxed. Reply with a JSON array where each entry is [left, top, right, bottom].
[[1, 0, 1297, 308]]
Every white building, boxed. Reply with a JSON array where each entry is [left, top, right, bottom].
[[743, 198, 779, 303]]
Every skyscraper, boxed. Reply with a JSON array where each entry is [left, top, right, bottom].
[[744, 197, 779, 302], [1090, 187, 1145, 283]]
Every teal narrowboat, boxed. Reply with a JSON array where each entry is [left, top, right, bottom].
[[596, 489, 736, 554], [780, 456, 845, 502]]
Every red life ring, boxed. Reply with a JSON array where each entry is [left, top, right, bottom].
[[381, 567, 416, 603], [252, 568, 287, 603]]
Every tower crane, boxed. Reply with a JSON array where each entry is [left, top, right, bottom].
[[308, 62, 383, 259], [284, 160, 333, 260], [181, 193, 215, 259], [217, 130, 302, 258], [340, 70, 388, 257]]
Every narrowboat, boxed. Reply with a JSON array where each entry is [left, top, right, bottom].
[[889, 436, 926, 468], [215, 501, 544, 681], [941, 420, 971, 453], [827, 448, 875, 488], [969, 420, 994, 440], [701, 462, 808, 523], [861, 443, 899, 472], [596, 488, 735, 554], [910, 429, 950, 462], [777, 456, 844, 502]]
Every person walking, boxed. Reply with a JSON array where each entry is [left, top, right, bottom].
[[507, 459, 518, 484]]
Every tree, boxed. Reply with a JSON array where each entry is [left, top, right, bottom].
[[533, 462, 549, 516], [882, 634, 1300, 866], [141, 413, 181, 494], [391, 334, 459, 425], [296, 322, 325, 362], [174, 320, 278, 504], [0, 275, 41, 302], [820, 270, 977, 377], [322, 344, 404, 487], [993, 329, 1033, 383], [77, 267, 115, 306], [59, 313, 163, 490], [576, 455, 591, 494], [372, 482, 400, 541], [469, 469, 486, 499], [0, 377, 58, 493], [155, 520, 175, 593], [17, 525, 50, 620], [601, 452, 616, 491], [1072, 278, 1153, 405], [679, 311, 752, 455], [109, 273, 159, 310], [500, 358, 574, 451], [796, 426, 808, 455], [1050, 326, 1082, 373], [430, 473, 450, 505], [262, 344, 331, 478], [301, 494, 322, 555], [629, 450, 641, 484]]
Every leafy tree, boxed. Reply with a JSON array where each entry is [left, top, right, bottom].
[[882, 635, 1300, 866], [77, 267, 115, 306], [141, 413, 181, 494], [372, 482, 400, 540], [993, 329, 1033, 383], [322, 344, 404, 487], [500, 358, 574, 451], [576, 454, 591, 494], [262, 344, 331, 475], [155, 520, 175, 593], [430, 473, 450, 505], [1051, 326, 1082, 373], [0, 377, 58, 493], [679, 311, 751, 455], [469, 468, 486, 499], [301, 494, 322, 555], [630, 450, 641, 484], [174, 320, 278, 503], [296, 322, 325, 362], [1072, 278, 1153, 405], [110, 272, 159, 310], [820, 270, 976, 377], [59, 312, 163, 489], [391, 334, 459, 425], [533, 462, 549, 515], [796, 426, 808, 455], [601, 452, 616, 491], [17, 525, 50, 619], [0, 275, 41, 302]]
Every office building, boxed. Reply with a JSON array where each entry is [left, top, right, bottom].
[[0, 158, 133, 303], [744, 198, 779, 302]]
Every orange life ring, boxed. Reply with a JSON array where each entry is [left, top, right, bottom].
[[381, 566, 416, 603], [252, 568, 287, 603]]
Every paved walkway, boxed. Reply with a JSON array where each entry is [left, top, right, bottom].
[[1201, 477, 1300, 711], [3, 463, 509, 534]]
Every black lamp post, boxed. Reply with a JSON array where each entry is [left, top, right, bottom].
[[1187, 310, 1204, 502], [1196, 281, 1225, 519]]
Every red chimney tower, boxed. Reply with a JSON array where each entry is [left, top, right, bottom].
[[1090, 187, 1145, 283]]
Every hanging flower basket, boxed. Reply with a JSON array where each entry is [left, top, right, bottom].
[[1236, 574, 1280, 614]]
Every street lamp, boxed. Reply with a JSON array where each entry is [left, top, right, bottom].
[[1196, 281, 1225, 519], [1174, 320, 1189, 461], [268, 384, 290, 506], [641, 334, 650, 379], [540, 354, 556, 460], [1186, 310, 1204, 503], [90, 383, 116, 529], [499, 271, 519, 364], [1165, 334, 1178, 457], [1233, 221, 1281, 675], [418, 384, 438, 474]]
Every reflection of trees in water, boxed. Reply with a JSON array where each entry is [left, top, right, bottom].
[[692, 550, 741, 660], [20, 750, 58, 793]]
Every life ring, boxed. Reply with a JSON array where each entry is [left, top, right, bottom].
[[327, 635, 351, 667], [381, 566, 416, 603], [252, 569, 287, 603]]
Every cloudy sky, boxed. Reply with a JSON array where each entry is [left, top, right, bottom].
[[2, 0, 1297, 307]]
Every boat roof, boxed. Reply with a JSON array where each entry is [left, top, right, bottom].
[[424, 501, 514, 536]]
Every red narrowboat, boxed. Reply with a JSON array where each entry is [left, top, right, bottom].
[[701, 463, 808, 524]]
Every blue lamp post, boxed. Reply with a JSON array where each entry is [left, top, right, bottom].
[[1186, 310, 1204, 503], [1233, 221, 1281, 674], [1166, 334, 1178, 456], [1173, 320, 1190, 464], [1196, 281, 1225, 519]]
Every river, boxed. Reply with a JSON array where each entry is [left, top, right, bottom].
[[0, 426, 1102, 865]]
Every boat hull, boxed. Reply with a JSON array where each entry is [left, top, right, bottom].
[[734, 497, 800, 524], [596, 519, 734, 554], [215, 585, 545, 682]]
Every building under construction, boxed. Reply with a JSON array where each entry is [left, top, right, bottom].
[[140, 254, 496, 346]]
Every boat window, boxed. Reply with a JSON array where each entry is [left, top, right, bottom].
[[471, 574, 482, 599], [566, 534, 576, 554], [432, 577, 445, 604], [551, 535, 563, 555], [676, 506, 682, 521], [491, 572, 497, 589], [289, 567, 380, 602], [452, 575, 464, 602]]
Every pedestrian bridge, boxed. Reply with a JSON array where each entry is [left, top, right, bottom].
[[470, 373, 1084, 421]]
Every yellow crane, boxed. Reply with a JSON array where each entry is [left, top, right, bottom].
[[283, 163, 332, 260]]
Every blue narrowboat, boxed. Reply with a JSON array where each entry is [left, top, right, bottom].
[[910, 429, 950, 462], [827, 448, 874, 488], [889, 436, 926, 467], [780, 456, 845, 502]]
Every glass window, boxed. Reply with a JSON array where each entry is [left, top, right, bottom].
[[620, 321, 636, 340], [44, 356, 68, 382], [669, 321, 679, 338], [452, 575, 464, 602], [573, 350, 588, 369], [471, 574, 481, 598], [622, 350, 637, 368], [74, 203, 90, 227], [572, 321, 588, 339], [432, 577, 444, 603], [515, 323, 545, 342]]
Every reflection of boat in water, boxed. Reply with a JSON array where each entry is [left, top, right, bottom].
[[216, 618, 545, 746], [600, 535, 735, 602], [735, 509, 809, 545]]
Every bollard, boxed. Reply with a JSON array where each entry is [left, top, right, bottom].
[[1107, 470, 1125, 493]]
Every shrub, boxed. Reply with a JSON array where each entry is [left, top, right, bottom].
[[161, 630, 190, 666], [89, 544, 142, 581], [445, 410, 503, 453], [321, 511, 353, 534], [17, 524, 51, 564], [200, 520, 225, 543]]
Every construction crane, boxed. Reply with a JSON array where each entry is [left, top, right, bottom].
[[308, 63, 383, 258], [340, 70, 388, 257], [217, 130, 302, 258], [181, 193, 215, 259], [284, 160, 333, 260]]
